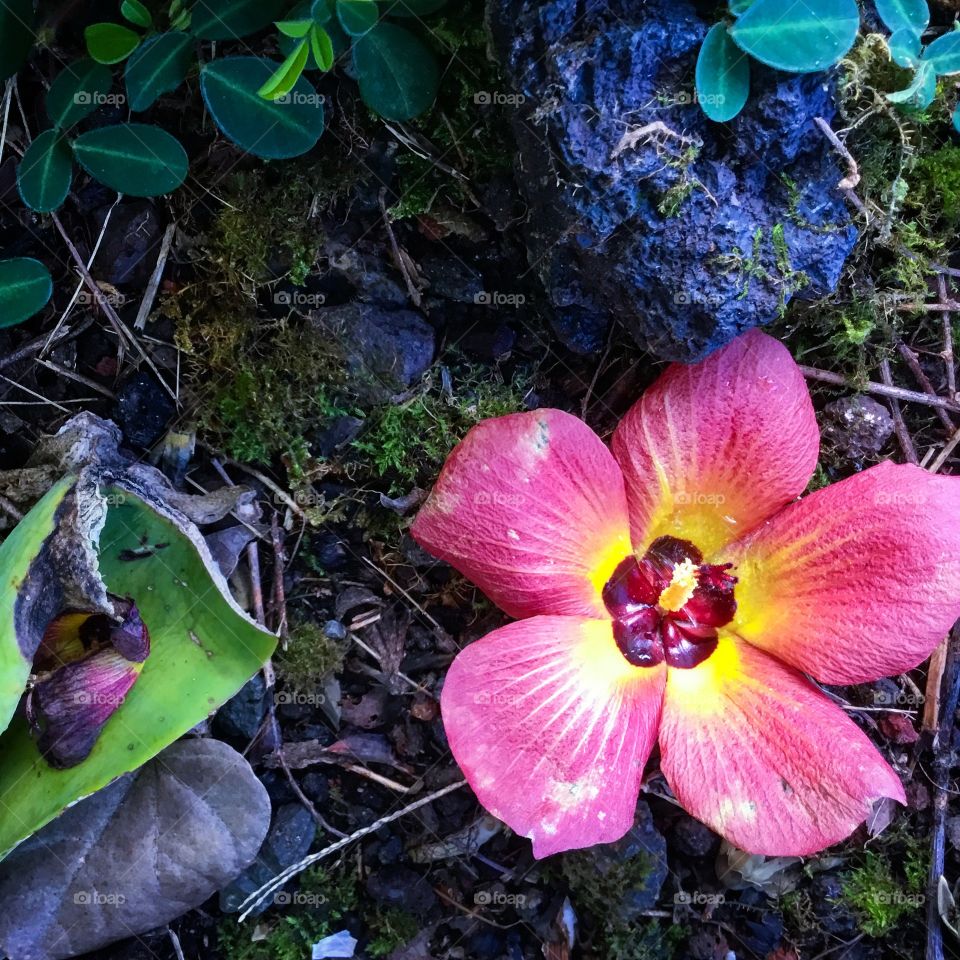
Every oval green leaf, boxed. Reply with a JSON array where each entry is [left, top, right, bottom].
[[125, 30, 194, 111], [258, 39, 310, 100], [875, 0, 929, 37], [190, 0, 285, 39], [0, 0, 34, 82], [200, 56, 325, 158], [887, 60, 936, 108], [277, 18, 313, 37], [84, 22, 142, 65], [696, 23, 750, 122], [311, 26, 335, 71], [889, 27, 922, 68], [729, 0, 860, 73], [338, 0, 379, 37], [121, 0, 153, 28], [45, 58, 114, 129], [72, 123, 188, 196], [0, 485, 278, 860], [353, 22, 439, 120], [17, 129, 73, 212], [0, 257, 53, 330], [922, 30, 960, 76]]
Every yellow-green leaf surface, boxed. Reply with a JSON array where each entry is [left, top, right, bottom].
[[0, 485, 276, 860]]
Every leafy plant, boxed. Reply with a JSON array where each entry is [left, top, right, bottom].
[[876, 0, 960, 128], [261, 0, 446, 120], [0, 258, 52, 329], [695, 0, 860, 121]]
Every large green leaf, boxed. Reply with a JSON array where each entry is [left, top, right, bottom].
[[338, 0, 379, 36], [72, 123, 188, 196], [923, 30, 960, 76], [201, 56, 325, 158], [889, 27, 922, 68], [696, 23, 750, 122], [887, 59, 936, 108], [189, 0, 286, 39], [17, 130, 73, 212], [875, 0, 929, 37], [45, 59, 114, 129], [728, 0, 860, 73], [0, 0, 34, 82], [0, 485, 277, 860], [0, 480, 70, 734], [353, 22, 439, 120], [125, 31, 194, 111], [84, 22, 142, 65]]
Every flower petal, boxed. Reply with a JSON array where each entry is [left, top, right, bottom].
[[441, 616, 664, 857], [412, 410, 632, 619], [611, 330, 819, 557], [722, 462, 960, 684], [659, 635, 905, 856]]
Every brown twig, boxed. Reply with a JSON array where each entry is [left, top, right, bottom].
[[799, 365, 960, 414], [379, 186, 422, 307], [940, 275, 957, 399], [0, 317, 94, 372], [134, 221, 176, 331], [814, 116, 865, 212], [879, 359, 918, 463], [897, 342, 955, 433], [269, 512, 288, 641]]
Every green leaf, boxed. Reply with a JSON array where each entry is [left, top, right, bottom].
[[121, 0, 153, 28], [276, 18, 313, 37], [337, 0, 379, 37], [16, 129, 73, 212], [922, 30, 960, 75], [0, 485, 277, 860], [0, 0, 35, 82], [353, 22, 439, 120], [889, 26, 922, 68], [72, 123, 188, 196], [382, 0, 446, 15], [0, 479, 71, 731], [311, 0, 333, 22], [85, 22, 142, 64], [189, 0, 285, 39], [258, 38, 309, 100], [875, 0, 928, 37], [728, 0, 860, 73], [728, 0, 756, 13], [310, 26, 335, 71], [200, 56, 325, 158], [125, 30, 193, 111], [45, 58, 114, 129], [887, 59, 936, 108], [0, 257, 53, 331], [696, 23, 750, 122]]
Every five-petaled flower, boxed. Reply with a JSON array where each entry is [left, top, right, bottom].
[[411, 331, 960, 858]]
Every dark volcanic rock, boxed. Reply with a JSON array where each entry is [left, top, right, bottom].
[[113, 370, 175, 449], [487, 0, 858, 361], [821, 395, 895, 462]]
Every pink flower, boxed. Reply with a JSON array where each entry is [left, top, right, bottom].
[[411, 331, 960, 858]]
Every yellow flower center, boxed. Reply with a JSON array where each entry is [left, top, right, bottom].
[[657, 558, 700, 612]]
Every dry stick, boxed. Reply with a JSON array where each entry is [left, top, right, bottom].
[[928, 426, 960, 474], [898, 342, 955, 433], [940, 274, 956, 399], [134, 221, 176, 331], [814, 116, 866, 213], [237, 778, 467, 921], [926, 628, 960, 960], [379, 187, 421, 308], [0, 316, 94, 372], [0, 494, 23, 522], [34, 358, 117, 400], [49, 211, 177, 404], [897, 302, 960, 313], [799, 365, 960, 414], [879, 359, 918, 464], [923, 638, 949, 735], [269, 512, 289, 640]]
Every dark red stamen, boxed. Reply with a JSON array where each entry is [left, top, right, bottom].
[[603, 536, 737, 670]]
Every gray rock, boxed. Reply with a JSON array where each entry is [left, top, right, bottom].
[[214, 674, 268, 742], [366, 865, 438, 917], [821, 395, 894, 462]]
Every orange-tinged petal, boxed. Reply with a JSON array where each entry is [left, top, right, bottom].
[[612, 330, 819, 557], [722, 462, 960, 685], [659, 635, 905, 856], [412, 410, 632, 619], [441, 616, 664, 858]]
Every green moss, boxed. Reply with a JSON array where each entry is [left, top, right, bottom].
[[218, 913, 330, 960], [604, 921, 687, 960], [366, 908, 419, 957], [275, 620, 348, 694], [842, 848, 926, 938]]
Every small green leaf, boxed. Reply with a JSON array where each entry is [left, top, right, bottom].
[[888, 27, 922, 68], [383, 0, 446, 14], [728, 0, 860, 73], [0, 0, 35, 82], [189, 0, 285, 39], [887, 60, 936, 108], [45, 58, 114, 129], [353, 22, 439, 120], [125, 30, 193, 111], [337, 0, 378, 37], [258, 39, 309, 100], [875, 0, 929, 37], [276, 18, 313, 37], [72, 123, 188, 196], [84, 22, 142, 64], [923, 30, 960, 75], [121, 0, 153, 28], [0, 257, 53, 329], [696, 23, 750, 122], [310, 26, 335, 71], [200, 56, 325, 159], [17, 129, 73, 212]]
